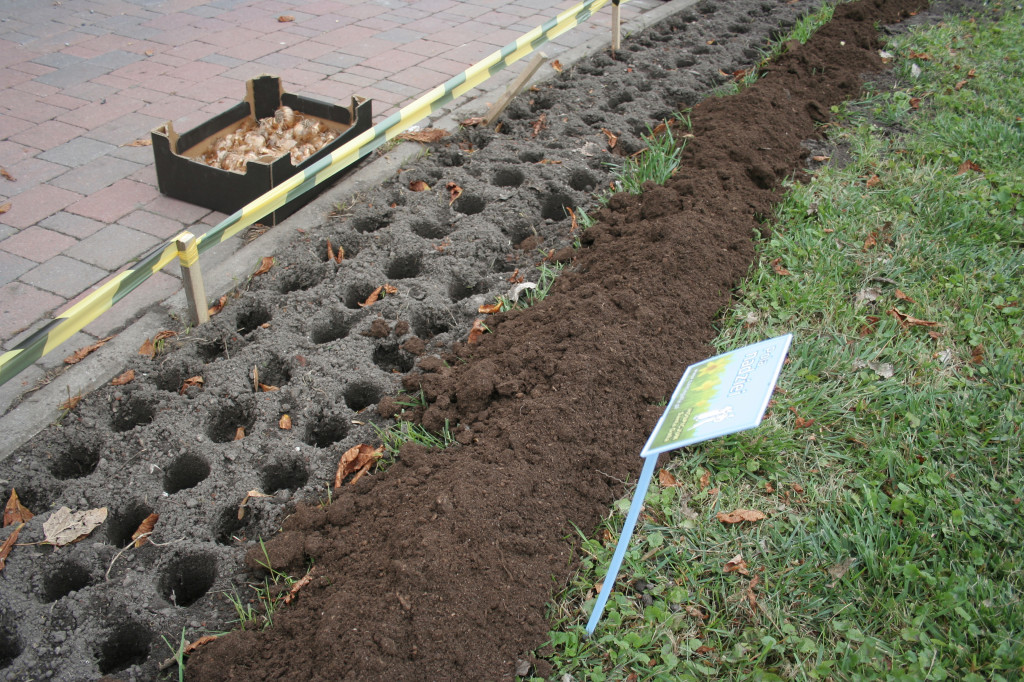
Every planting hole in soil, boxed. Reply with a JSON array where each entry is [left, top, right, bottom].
[[540, 192, 574, 222], [351, 214, 389, 233], [162, 452, 211, 494], [109, 394, 156, 433], [0, 613, 21, 670], [41, 561, 94, 603], [215, 505, 260, 545], [106, 500, 155, 547], [452, 194, 485, 215], [447, 278, 486, 302], [158, 552, 217, 607], [343, 282, 380, 309], [492, 167, 525, 188], [309, 309, 352, 344], [568, 170, 598, 192], [153, 360, 197, 393], [206, 399, 257, 443], [196, 335, 245, 363], [253, 354, 292, 388], [260, 458, 309, 493], [95, 621, 151, 675], [410, 218, 452, 239], [342, 380, 383, 412], [50, 442, 100, 480], [386, 253, 422, 280], [412, 311, 452, 340], [235, 300, 272, 335], [277, 265, 321, 293], [301, 411, 349, 448], [372, 341, 415, 374]]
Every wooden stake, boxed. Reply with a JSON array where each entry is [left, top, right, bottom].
[[175, 231, 210, 327], [482, 51, 548, 128], [611, 0, 621, 54]]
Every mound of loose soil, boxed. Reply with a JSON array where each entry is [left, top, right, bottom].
[[0, 0, 955, 678]]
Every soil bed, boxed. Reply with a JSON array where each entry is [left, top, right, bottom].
[[0, 0, 945, 678]]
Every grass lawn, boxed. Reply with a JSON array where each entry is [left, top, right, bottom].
[[541, 5, 1023, 680]]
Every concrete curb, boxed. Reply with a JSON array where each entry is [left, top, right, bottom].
[[0, 0, 700, 461]]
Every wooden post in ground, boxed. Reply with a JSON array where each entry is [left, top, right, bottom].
[[611, 0, 621, 54], [482, 51, 548, 128], [175, 231, 210, 327]]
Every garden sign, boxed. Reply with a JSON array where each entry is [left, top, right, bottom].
[[586, 333, 793, 635]]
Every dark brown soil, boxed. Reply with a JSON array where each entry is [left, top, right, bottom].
[[187, 0, 925, 679]]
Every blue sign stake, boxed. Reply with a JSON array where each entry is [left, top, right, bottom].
[[585, 334, 792, 636]]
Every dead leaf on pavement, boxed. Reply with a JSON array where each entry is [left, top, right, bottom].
[[888, 307, 940, 329], [723, 553, 749, 575], [658, 469, 680, 487], [122, 138, 152, 147], [0, 168, 14, 181], [0, 202, 10, 215], [478, 302, 502, 314], [468, 319, 488, 344], [4, 489, 33, 527], [279, 414, 292, 430], [131, 513, 159, 548], [277, 15, 295, 22], [334, 444, 383, 487], [956, 159, 983, 174], [180, 375, 203, 394], [64, 335, 115, 364], [283, 571, 314, 604], [138, 339, 155, 358], [42, 506, 108, 547], [446, 182, 463, 206], [770, 258, 791, 276], [111, 369, 135, 386], [208, 295, 228, 316], [0, 525, 21, 572], [397, 129, 448, 143], [461, 116, 485, 127], [551, 59, 563, 72], [237, 490, 273, 520], [716, 509, 767, 524], [409, 180, 430, 192], [600, 128, 618, 149], [252, 256, 275, 277]]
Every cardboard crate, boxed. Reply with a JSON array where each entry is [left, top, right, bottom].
[[151, 75, 372, 225]]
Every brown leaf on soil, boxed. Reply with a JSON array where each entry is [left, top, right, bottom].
[[234, 426, 245, 441], [111, 369, 135, 386], [0, 168, 15, 181], [863, 232, 877, 250], [865, 174, 881, 188], [258, 383, 279, 392], [397, 129, 448, 143], [723, 553, 749, 575], [64, 335, 115, 364], [0, 202, 10, 215], [283, 571, 315, 604], [208, 295, 227, 316], [478, 302, 502, 314], [326, 239, 336, 263], [684, 604, 707, 619], [131, 512, 159, 547], [811, 155, 830, 162], [794, 416, 815, 429], [538, 159, 562, 164], [888, 307, 940, 329], [279, 414, 292, 430], [408, 180, 430, 192], [183, 635, 219, 656], [970, 344, 985, 365], [0, 525, 21, 572], [909, 97, 921, 109], [956, 159, 982, 174], [699, 470, 711, 490], [446, 181, 463, 206], [658, 470, 680, 487], [122, 138, 152, 147], [42, 506, 107, 546], [383, 284, 397, 296], [60, 393, 83, 411], [359, 286, 384, 308], [334, 444, 383, 488], [770, 258, 791, 276], [4, 490, 33, 527], [507, 268, 523, 283], [746, 574, 760, 608], [716, 509, 767, 524], [461, 116, 485, 127], [600, 128, 618, 149], [551, 59, 563, 72], [252, 256, 275, 277], [278, 15, 294, 22], [237, 490, 272, 519], [179, 375, 203, 394], [566, 206, 579, 232], [467, 319, 488, 345], [894, 289, 915, 303], [531, 113, 547, 138]]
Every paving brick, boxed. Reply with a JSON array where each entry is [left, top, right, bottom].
[[166, 60, 227, 82], [204, 26, 264, 49], [55, 93, 144, 129], [0, 116, 38, 143], [253, 52, 304, 71], [0, 363, 44, 415], [1, 158, 67, 194], [0, 281, 64, 341], [279, 40, 339, 61], [311, 51, 362, 70], [37, 137, 117, 168], [33, 62, 113, 89], [82, 269, 178, 337], [354, 17, 401, 32], [39, 212, 106, 239], [20, 255, 107, 297], [165, 40, 221, 61], [60, 80, 118, 103], [388, 65, 451, 90], [83, 112, 165, 146], [0, 251, 35, 287], [1, 226, 78, 263], [360, 48, 425, 73], [0, 185, 82, 230], [50, 156, 143, 195], [218, 39, 285, 61], [71, 223, 160, 270], [142, 195, 211, 225], [31, 52, 83, 69], [139, 95, 211, 122], [67, 178, 160, 224], [9, 120, 87, 152], [41, 92, 90, 110], [36, 330, 100, 370], [0, 96, 66, 125], [118, 210, 186, 239], [173, 76, 240, 104]]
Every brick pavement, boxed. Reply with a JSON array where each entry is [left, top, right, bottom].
[[0, 0, 659, 409]]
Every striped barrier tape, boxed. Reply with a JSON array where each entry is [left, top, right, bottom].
[[0, 0, 621, 388]]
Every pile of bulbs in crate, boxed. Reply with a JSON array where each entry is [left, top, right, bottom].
[[200, 106, 338, 172]]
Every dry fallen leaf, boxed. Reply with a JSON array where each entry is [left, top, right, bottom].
[[233, 427, 245, 441], [64, 335, 115, 365], [397, 129, 448, 143], [334, 444, 384, 487], [600, 128, 618, 149], [770, 258, 791, 276], [111, 369, 135, 386], [970, 344, 985, 365], [794, 416, 815, 429], [551, 59, 563, 72], [699, 470, 711, 490], [865, 174, 882, 188], [409, 180, 430, 192], [4, 490, 33, 527], [566, 206, 578, 232], [283, 570, 314, 604], [0, 202, 10, 215], [208, 295, 228, 316], [0, 525, 21, 572], [237, 490, 273, 520], [478, 302, 502, 314], [888, 307, 940, 329], [716, 509, 767, 524], [723, 553, 749, 575], [811, 155, 830, 162], [258, 383, 279, 392], [461, 116, 485, 127], [827, 557, 855, 585], [532, 113, 547, 138], [183, 635, 219, 656], [468, 319, 488, 345], [746, 574, 760, 608], [122, 138, 152, 147], [658, 469, 680, 487], [894, 289, 916, 303], [278, 15, 295, 22], [42, 506, 108, 547], [908, 51, 932, 60], [446, 181, 463, 206], [0, 168, 15, 181], [956, 159, 983, 174], [131, 512, 159, 548], [279, 414, 292, 430], [359, 285, 384, 308], [60, 393, 83, 411], [863, 231, 878, 250], [792, 483, 805, 494], [252, 256, 275, 277]]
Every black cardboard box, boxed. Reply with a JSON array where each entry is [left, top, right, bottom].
[[151, 75, 372, 225]]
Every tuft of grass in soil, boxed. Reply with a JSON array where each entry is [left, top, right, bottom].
[[536, 8, 1023, 681], [224, 540, 313, 631]]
